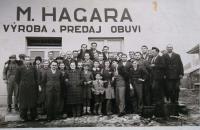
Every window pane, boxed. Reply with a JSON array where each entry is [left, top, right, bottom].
[[30, 51, 44, 62]]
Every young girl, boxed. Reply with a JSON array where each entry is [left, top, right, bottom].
[[92, 73, 105, 115], [102, 60, 115, 115], [82, 64, 94, 114], [64, 62, 83, 117]]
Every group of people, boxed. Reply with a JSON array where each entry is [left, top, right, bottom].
[[3, 42, 184, 121]]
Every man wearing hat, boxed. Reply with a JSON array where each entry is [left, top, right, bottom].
[[3, 54, 19, 112], [17, 54, 26, 66]]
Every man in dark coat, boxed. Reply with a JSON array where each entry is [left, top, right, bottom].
[[118, 54, 132, 113], [150, 47, 165, 117], [42, 61, 62, 121], [88, 42, 101, 61], [102, 46, 110, 61], [15, 56, 38, 121], [64, 51, 76, 70], [163, 44, 184, 104], [77, 44, 90, 61]]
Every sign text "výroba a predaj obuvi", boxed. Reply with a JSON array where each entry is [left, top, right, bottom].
[[3, 7, 141, 33]]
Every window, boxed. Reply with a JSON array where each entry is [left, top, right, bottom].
[[27, 37, 62, 46], [88, 37, 124, 52], [26, 37, 62, 61]]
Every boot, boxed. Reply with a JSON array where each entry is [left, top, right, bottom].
[[7, 105, 11, 112], [83, 106, 87, 115], [98, 103, 102, 115], [87, 107, 91, 114], [94, 103, 99, 115]]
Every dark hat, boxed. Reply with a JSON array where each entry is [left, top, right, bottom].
[[56, 56, 64, 60], [34, 56, 42, 62], [83, 63, 90, 67], [117, 52, 123, 56], [152, 47, 160, 52], [19, 54, 26, 60], [9, 54, 16, 59]]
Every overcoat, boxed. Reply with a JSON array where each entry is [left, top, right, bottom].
[[64, 69, 83, 104], [15, 65, 38, 109], [163, 53, 184, 79]]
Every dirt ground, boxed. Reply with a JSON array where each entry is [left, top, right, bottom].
[[0, 88, 199, 128]]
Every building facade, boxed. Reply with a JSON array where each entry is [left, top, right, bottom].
[[0, 0, 200, 105]]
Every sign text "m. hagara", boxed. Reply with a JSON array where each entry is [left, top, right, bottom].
[[17, 7, 133, 22]]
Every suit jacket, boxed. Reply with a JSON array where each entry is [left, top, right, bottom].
[[63, 59, 76, 70], [15, 65, 38, 108], [77, 49, 90, 61], [150, 55, 165, 80], [163, 52, 184, 79], [88, 49, 101, 60], [42, 69, 62, 92], [118, 61, 132, 80], [103, 52, 110, 60]]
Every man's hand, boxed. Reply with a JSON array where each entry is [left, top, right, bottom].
[[130, 84, 133, 90], [150, 64, 155, 67], [38, 85, 42, 92], [65, 79, 69, 82], [138, 78, 145, 82]]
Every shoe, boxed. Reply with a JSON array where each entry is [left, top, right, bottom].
[[7, 105, 11, 112], [14, 104, 19, 111], [118, 112, 125, 117]]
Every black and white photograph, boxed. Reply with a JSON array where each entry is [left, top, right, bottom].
[[0, 0, 200, 129]]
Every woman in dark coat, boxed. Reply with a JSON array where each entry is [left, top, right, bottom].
[[42, 61, 62, 121], [33, 56, 43, 114], [15, 56, 38, 121], [64, 62, 83, 117]]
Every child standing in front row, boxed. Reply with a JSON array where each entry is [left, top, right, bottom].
[[82, 64, 94, 114], [102, 60, 115, 115], [92, 73, 105, 115]]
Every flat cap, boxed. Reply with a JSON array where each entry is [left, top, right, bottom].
[[9, 54, 16, 59]]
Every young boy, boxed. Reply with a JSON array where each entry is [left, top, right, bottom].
[[92, 73, 105, 115]]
